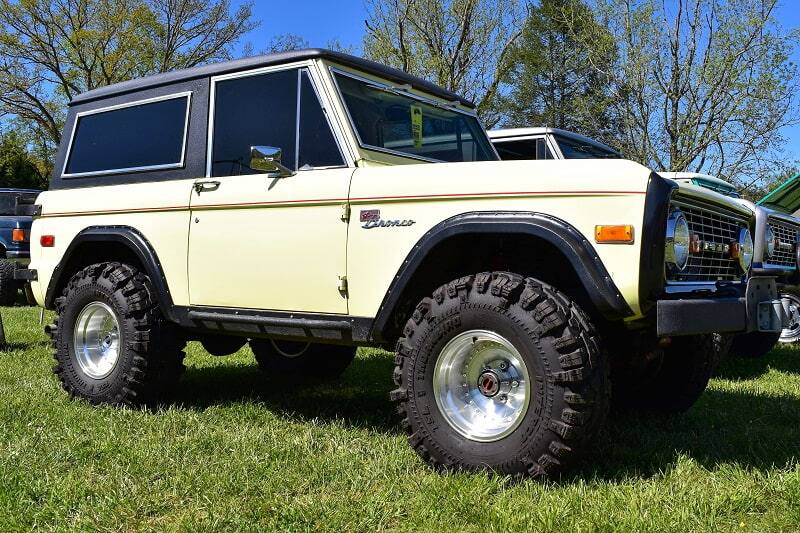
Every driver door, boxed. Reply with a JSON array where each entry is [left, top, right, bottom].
[[188, 65, 351, 314]]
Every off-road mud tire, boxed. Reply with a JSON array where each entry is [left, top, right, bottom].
[[728, 331, 780, 359], [48, 262, 186, 406], [201, 335, 248, 356], [391, 271, 610, 479], [0, 259, 19, 305], [250, 339, 357, 381], [624, 334, 723, 414]]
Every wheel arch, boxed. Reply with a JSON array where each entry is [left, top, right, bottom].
[[44, 226, 177, 321], [369, 211, 634, 343]]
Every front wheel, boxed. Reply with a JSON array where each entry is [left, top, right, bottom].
[[779, 293, 800, 344], [391, 272, 609, 478]]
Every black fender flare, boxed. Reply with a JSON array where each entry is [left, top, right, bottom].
[[44, 226, 177, 322], [370, 211, 635, 342]]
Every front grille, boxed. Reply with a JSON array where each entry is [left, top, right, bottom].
[[766, 218, 799, 268], [667, 198, 749, 283]]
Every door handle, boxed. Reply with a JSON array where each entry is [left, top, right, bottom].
[[194, 181, 221, 194]]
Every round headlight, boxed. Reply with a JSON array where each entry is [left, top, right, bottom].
[[764, 224, 776, 258], [665, 209, 690, 271], [738, 228, 754, 272]]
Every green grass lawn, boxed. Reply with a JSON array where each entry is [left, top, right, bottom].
[[2, 305, 800, 531]]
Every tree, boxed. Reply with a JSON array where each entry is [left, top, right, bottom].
[[0, 0, 256, 147], [0, 127, 49, 189], [575, 0, 799, 185], [363, 0, 527, 125], [499, 0, 619, 146]]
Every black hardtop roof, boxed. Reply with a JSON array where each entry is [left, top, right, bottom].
[[71, 48, 475, 108]]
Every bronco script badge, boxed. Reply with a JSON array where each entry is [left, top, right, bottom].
[[360, 209, 416, 229]]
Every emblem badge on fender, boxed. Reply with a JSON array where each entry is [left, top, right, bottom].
[[360, 209, 415, 229]]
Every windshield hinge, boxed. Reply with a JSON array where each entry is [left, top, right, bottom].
[[338, 275, 348, 295], [341, 203, 351, 222]]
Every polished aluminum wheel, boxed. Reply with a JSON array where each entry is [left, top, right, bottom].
[[73, 302, 122, 379], [779, 293, 800, 344], [270, 339, 311, 358], [433, 330, 530, 442]]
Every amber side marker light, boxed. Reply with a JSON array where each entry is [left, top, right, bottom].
[[595, 225, 634, 244], [40, 235, 55, 247], [11, 229, 26, 242]]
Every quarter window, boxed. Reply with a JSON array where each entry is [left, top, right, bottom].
[[211, 68, 344, 177], [65, 94, 190, 176], [298, 71, 344, 169], [493, 138, 553, 160]]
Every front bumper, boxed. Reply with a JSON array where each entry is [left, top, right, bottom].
[[657, 277, 790, 336]]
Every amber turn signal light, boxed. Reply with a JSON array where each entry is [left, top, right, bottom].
[[11, 229, 26, 242], [595, 225, 634, 244], [40, 235, 55, 247]]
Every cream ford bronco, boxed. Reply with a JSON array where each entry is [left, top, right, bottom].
[[20, 49, 788, 478]]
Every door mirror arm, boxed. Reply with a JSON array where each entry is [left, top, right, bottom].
[[250, 146, 296, 179]]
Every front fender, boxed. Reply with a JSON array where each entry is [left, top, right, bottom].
[[370, 211, 635, 341]]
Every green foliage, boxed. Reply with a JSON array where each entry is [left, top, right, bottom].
[[363, 0, 527, 125], [0, 0, 257, 147], [3, 305, 800, 529], [588, 0, 799, 183], [0, 129, 47, 189], [499, 0, 620, 147]]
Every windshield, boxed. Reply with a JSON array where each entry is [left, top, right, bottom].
[[333, 72, 497, 163], [694, 179, 740, 198], [554, 134, 620, 159]]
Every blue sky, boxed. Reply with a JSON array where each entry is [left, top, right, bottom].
[[238, 0, 800, 164]]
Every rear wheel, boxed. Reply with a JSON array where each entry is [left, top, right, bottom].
[[49, 262, 186, 406], [0, 259, 19, 305], [200, 334, 247, 356], [250, 339, 356, 381], [779, 293, 800, 344], [392, 272, 609, 478]]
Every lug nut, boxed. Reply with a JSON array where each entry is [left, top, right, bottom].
[[511, 380, 519, 388], [499, 362, 508, 370], [498, 394, 508, 403]]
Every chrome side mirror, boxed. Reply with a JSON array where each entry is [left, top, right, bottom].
[[250, 146, 295, 178]]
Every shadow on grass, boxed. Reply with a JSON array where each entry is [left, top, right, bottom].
[[571, 386, 800, 481], [715, 344, 800, 380], [168, 349, 800, 481], [0, 340, 50, 352], [171, 352, 399, 433]]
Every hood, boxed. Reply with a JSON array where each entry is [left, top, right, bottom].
[[659, 174, 754, 218], [756, 173, 800, 214], [658, 172, 740, 198]]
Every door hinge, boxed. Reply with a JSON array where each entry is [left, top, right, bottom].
[[341, 203, 351, 222], [338, 275, 348, 294]]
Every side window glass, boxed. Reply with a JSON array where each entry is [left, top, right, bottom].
[[543, 139, 554, 159], [493, 139, 539, 160], [211, 69, 298, 177], [298, 71, 344, 169], [66, 95, 189, 176], [536, 138, 553, 160]]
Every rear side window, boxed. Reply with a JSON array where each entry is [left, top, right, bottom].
[[65, 94, 190, 177], [493, 138, 553, 160]]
